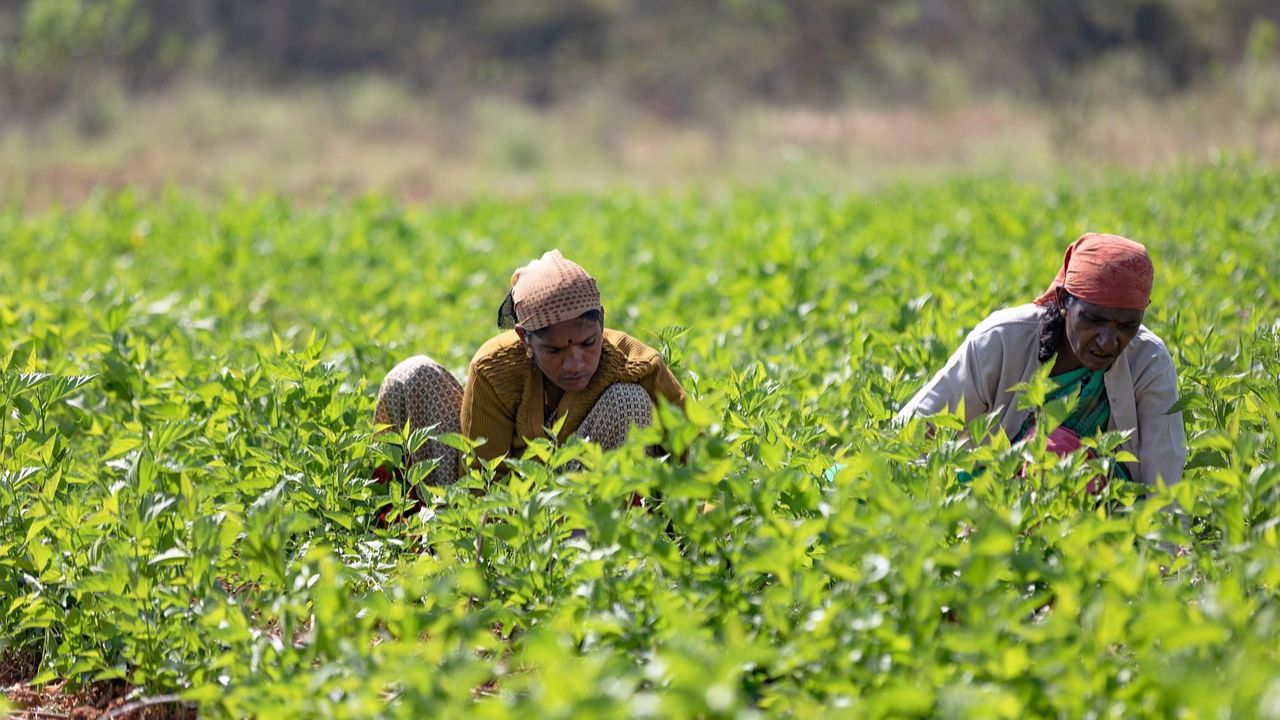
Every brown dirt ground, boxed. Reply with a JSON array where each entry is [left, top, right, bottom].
[[2, 651, 195, 720]]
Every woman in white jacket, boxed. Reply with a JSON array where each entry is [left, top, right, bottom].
[[897, 233, 1186, 487]]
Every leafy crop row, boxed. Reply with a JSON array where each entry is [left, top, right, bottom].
[[2, 164, 1279, 717]]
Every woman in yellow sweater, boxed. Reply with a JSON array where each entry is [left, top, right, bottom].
[[373, 250, 685, 492]]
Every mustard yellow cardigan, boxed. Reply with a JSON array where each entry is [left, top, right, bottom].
[[460, 328, 685, 463]]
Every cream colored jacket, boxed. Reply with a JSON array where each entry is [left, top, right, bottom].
[[896, 304, 1186, 486]]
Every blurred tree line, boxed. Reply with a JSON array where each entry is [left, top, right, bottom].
[[1, 0, 1277, 119]]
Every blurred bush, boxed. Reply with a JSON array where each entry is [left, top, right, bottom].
[[1, 0, 1278, 121]]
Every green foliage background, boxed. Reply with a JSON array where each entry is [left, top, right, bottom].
[[2, 164, 1280, 717]]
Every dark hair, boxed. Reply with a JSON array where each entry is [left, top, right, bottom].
[[1037, 292, 1073, 363], [496, 290, 604, 336], [497, 290, 519, 329]]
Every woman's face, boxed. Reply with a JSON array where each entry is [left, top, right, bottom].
[[1064, 295, 1145, 371], [521, 317, 604, 393]]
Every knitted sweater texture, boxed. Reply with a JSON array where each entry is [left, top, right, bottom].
[[460, 328, 685, 462]]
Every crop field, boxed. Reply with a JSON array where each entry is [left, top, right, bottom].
[[2, 164, 1280, 718]]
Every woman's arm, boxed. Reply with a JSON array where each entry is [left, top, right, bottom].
[[1132, 343, 1186, 486], [642, 361, 686, 410], [460, 370, 516, 464], [896, 324, 1002, 425]]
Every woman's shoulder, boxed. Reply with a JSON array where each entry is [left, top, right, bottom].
[[949, 305, 1043, 352], [972, 304, 1044, 335], [601, 328, 665, 379], [468, 330, 529, 378], [1125, 325, 1176, 373]]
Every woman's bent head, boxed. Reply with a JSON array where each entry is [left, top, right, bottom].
[[498, 250, 606, 392], [521, 309, 604, 392], [1036, 233, 1154, 369]]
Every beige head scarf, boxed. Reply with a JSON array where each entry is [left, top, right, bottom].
[[510, 250, 602, 332]]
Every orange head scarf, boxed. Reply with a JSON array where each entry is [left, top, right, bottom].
[[509, 250, 602, 332], [1034, 233, 1154, 311]]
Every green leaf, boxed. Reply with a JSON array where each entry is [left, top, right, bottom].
[[149, 548, 190, 565], [104, 436, 142, 460]]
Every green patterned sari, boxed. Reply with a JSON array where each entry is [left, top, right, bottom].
[[1014, 365, 1131, 482], [955, 366, 1131, 484], [1017, 366, 1110, 440]]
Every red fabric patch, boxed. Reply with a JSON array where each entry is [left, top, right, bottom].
[[1034, 233, 1154, 311]]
